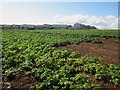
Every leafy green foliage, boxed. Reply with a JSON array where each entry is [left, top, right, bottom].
[[69, 52, 79, 58], [2, 29, 120, 89], [107, 64, 120, 86], [4, 67, 20, 81]]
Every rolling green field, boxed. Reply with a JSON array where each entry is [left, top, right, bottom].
[[2, 29, 120, 89]]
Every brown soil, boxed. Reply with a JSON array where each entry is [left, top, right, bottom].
[[87, 73, 119, 90], [2, 71, 37, 90], [57, 38, 120, 89], [80, 71, 119, 90], [12, 71, 37, 89], [57, 38, 119, 65], [2, 38, 120, 90]]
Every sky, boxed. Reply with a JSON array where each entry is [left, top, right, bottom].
[[0, 2, 119, 29]]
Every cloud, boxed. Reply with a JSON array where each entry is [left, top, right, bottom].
[[52, 14, 118, 29], [0, 5, 118, 29], [0, 4, 47, 25]]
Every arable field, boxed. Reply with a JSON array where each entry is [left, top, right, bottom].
[[2, 29, 120, 89]]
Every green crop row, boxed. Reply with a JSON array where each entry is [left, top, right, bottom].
[[2, 29, 120, 89]]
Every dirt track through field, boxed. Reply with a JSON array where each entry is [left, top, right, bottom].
[[57, 38, 119, 65]]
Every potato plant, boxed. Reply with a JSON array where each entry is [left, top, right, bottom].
[[2, 29, 120, 89]]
